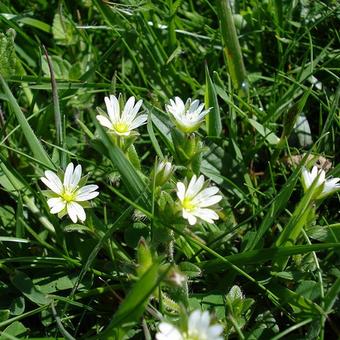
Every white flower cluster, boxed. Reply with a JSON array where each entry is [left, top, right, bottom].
[[41, 95, 222, 225]]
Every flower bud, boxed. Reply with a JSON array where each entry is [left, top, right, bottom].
[[166, 268, 187, 287], [136, 237, 152, 277], [154, 160, 173, 187]]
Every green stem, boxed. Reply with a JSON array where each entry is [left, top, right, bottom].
[[43, 46, 66, 168], [302, 229, 325, 340], [24, 196, 56, 234]]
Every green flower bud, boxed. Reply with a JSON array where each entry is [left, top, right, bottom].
[[136, 237, 153, 277]]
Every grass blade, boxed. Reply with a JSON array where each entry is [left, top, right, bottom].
[[216, 0, 247, 93], [205, 64, 222, 137], [0, 74, 54, 169]]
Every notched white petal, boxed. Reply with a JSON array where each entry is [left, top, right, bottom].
[[75, 191, 99, 201], [70, 164, 82, 189], [176, 182, 186, 201], [64, 162, 74, 188], [96, 115, 113, 129], [43, 170, 63, 194]]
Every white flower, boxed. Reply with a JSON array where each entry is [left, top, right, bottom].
[[41, 162, 99, 223], [301, 165, 340, 199], [156, 310, 224, 340], [166, 97, 210, 133], [96, 95, 147, 136], [176, 175, 222, 225]]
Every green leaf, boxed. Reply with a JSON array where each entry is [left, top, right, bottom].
[[147, 112, 164, 159], [0, 75, 54, 169], [200, 243, 340, 272], [0, 321, 27, 340], [0, 29, 24, 78], [275, 177, 318, 249], [270, 282, 324, 317], [52, 13, 77, 46], [97, 261, 169, 339], [179, 262, 202, 278], [10, 271, 50, 306], [248, 118, 280, 145], [245, 165, 301, 251], [0, 237, 29, 243], [0, 311, 10, 323], [150, 109, 175, 155], [9, 297, 25, 316], [205, 64, 222, 137], [324, 277, 340, 314], [41, 55, 72, 79], [296, 280, 320, 301], [17, 17, 51, 33], [216, 0, 247, 93]]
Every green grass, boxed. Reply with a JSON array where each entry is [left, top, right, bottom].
[[0, 0, 339, 339]]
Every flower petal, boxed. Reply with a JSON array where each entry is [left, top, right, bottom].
[[110, 95, 120, 118], [126, 99, 143, 123], [193, 194, 222, 208], [105, 95, 120, 123], [75, 191, 99, 201], [311, 166, 318, 179], [199, 311, 211, 331], [175, 97, 185, 113], [48, 197, 66, 214], [129, 114, 148, 130], [186, 175, 204, 198], [207, 324, 224, 338], [176, 182, 186, 201], [188, 99, 200, 113], [194, 208, 219, 223], [70, 164, 82, 190], [67, 202, 86, 223], [76, 184, 99, 195], [122, 96, 135, 120], [41, 171, 63, 194], [192, 186, 220, 202], [96, 115, 113, 129], [156, 322, 183, 340], [188, 310, 201, 331], [183, 210, 197, 225], [63, 162, 74, 188]]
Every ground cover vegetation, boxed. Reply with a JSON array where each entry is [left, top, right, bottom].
[[0, 0, 339, 339]]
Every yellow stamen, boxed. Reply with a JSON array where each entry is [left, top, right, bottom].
[[62, 191, 75, 202], [184, 333, 200, 340], [114, 122, 129, 134], [182, 197, 196, 211]]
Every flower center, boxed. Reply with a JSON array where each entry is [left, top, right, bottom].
[[113, 122, 129, 134], [182, 197, 196, 211], [62, 190, 75, 202], [186, 112, 198, 120], [184, 332, 203, 340]]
